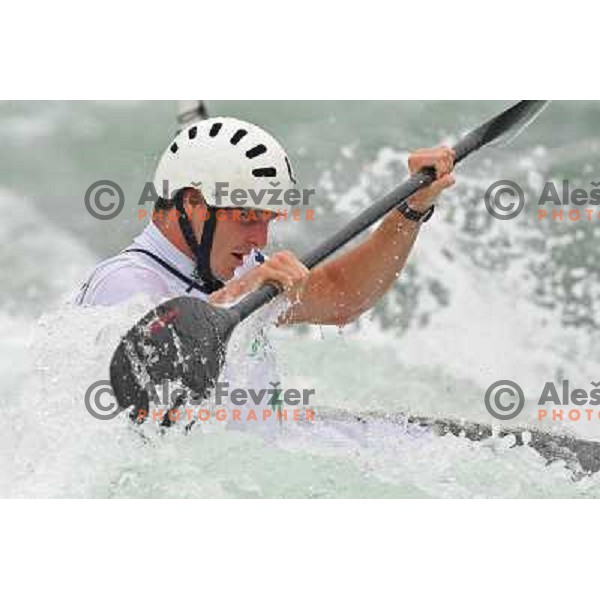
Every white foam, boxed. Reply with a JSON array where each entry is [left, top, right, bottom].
[[2, 139, 598, 497]]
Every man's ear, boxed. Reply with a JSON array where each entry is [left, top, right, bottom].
[[183, 187, 206, 208], [183, 188, 209, 225]]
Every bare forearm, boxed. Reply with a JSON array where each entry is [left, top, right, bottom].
[[278, 146, 456, 326], [319, 210, 421, 320], [284, 210, 421, 325]]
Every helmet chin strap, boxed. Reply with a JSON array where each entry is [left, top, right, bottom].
[[173, 189, 224, 294]]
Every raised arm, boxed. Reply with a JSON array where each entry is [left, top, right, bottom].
[[281, 146, 455, 325]]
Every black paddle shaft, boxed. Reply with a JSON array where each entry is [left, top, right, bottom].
[[231, 100, 548, 322], [109, 100, 548, 415]]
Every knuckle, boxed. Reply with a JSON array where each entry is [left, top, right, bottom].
[[409, 149, 426, 161], [276, 250, 294, 262]]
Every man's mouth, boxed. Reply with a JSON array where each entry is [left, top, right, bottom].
[[231, 252, 245, 265]]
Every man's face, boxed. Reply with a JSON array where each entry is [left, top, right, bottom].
[[204, 208, 276, 280]]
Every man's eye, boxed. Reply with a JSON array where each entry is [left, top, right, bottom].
[[236, 210, 274, 223]]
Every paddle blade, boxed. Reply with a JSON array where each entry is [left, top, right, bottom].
[[486, 100, 550, 148], [109, 297, 238, 417], [454, 100, 549, 163]]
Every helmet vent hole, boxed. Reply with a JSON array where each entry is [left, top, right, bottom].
[[188, 126, 198, 140], [170, 142, 178, 153], [230, 129, 248, 145], [246, 144, 267, 159], [252, 167, 277, 178], [209, 123, 223, 137]]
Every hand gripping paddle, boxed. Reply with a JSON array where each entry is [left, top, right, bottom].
[[109, 101, 549, 422]]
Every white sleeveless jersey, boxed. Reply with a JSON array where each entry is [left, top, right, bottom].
[[75, 223, 283, 430], [76, 222, 226, 306]]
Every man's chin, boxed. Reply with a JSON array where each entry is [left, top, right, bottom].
[[213, 254, 246, 281], [212, 265, 234, 282]]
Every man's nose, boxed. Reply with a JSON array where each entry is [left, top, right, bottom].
[[246, 222, 269, 248]]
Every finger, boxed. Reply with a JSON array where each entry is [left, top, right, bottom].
[[436, 147, 455, 175], [434, 160, 447, 179], [436, 151, 453, 178], [264, 261, 307, 292], [418, 177, 449, 201], [264, 271, 295, 293], [275, 251, 306, 273], [260, 272, 285, 293], [260, 262, 289, 284], [271, 252, 309, 280], [442, 157, 452, 177], [410, 148, 455, 177], [429, 173, 455, 194], [444, 149, 455, 172], [268, 259, 306, 285], [442, 173, 456, 187], [408, 150, 430, 174]]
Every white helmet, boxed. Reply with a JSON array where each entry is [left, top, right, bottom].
[[153, 116, 297, 208]]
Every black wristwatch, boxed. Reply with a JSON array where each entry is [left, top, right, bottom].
[[397, 201, 435, 224]]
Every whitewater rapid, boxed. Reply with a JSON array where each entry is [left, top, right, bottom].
[[2, 100, 600, 497]]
